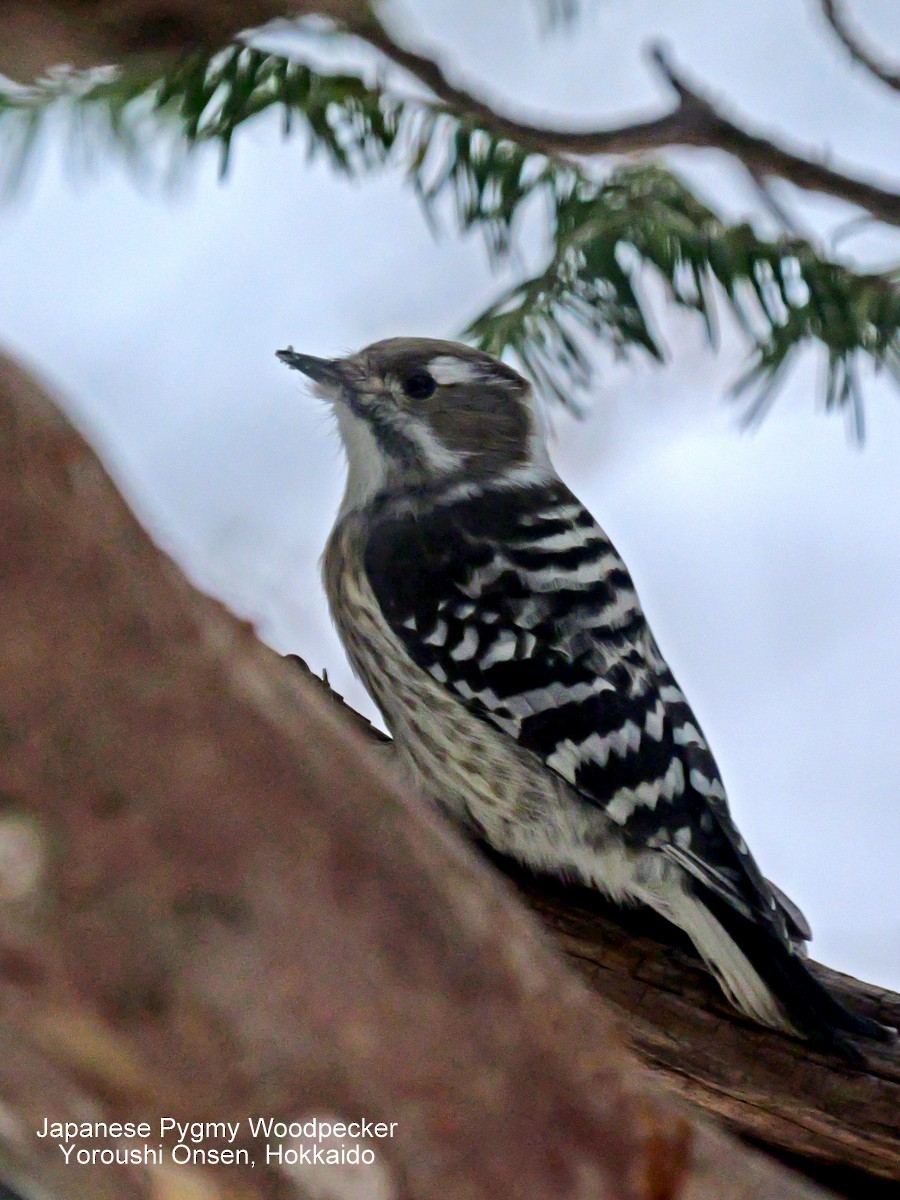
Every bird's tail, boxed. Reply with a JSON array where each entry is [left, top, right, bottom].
[[669, 880, 894, 1062]]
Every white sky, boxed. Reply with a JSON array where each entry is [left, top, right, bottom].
[[1, 0, 898, 987]]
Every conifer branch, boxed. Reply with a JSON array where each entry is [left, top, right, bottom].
[[0, 17, 898, 428], [354, 14, 900, 226]]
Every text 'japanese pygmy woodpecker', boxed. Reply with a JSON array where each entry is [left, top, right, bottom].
[[278, 336, 891, 1057]]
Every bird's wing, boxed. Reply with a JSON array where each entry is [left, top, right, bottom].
[[364, 477, 787, 935]]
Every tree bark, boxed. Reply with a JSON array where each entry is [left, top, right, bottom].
[[0, 1, 365, 81], [0, 351, 840, 1199]]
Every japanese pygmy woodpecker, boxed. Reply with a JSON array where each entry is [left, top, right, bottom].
[[278, 336, 891, 1057]]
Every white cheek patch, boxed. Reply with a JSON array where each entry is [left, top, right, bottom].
[[428, 355, 481, 385], [395, 412, 463, 473]]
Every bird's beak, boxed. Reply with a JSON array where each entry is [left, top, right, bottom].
[[276, 347, 345, 388]]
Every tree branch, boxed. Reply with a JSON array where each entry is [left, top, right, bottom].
[[299, 665, 900, 1196], [515, 868, 900, 1193], [817, 0, 900, 93], [350, 13, 900, 226]]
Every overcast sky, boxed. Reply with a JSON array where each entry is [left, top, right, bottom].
[[1, 0, 898, 988]]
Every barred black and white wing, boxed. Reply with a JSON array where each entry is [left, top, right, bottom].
[[362, 476, 896, 1053], [365, 478, 781, 925], [359, 475, 896, 1053]]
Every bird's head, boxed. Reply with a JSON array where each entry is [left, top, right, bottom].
[[277, 337, 550, 510]]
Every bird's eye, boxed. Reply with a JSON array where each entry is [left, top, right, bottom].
[[402, 371, 437, 400]]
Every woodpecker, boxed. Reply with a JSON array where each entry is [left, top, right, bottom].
[[278, 336, 890, 1057]]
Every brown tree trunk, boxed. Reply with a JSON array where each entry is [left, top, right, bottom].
[[0, 352, 844, 1200]]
